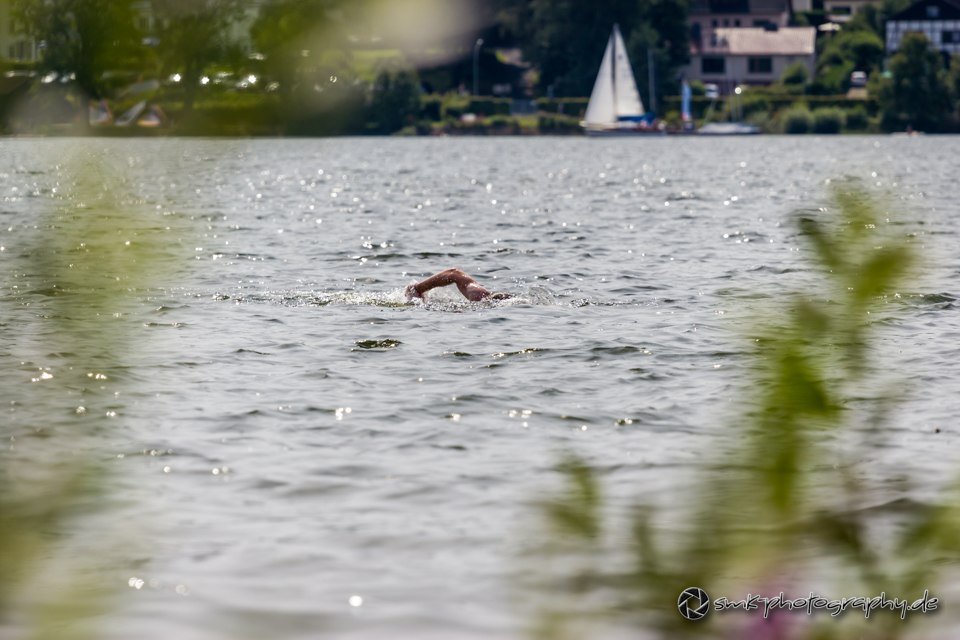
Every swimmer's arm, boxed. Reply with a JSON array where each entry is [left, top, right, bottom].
[[406, 268, 491, 302]]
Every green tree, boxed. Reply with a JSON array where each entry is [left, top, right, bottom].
[[251, 0, 365, 134], [13, 0, 142, 99], [151, 0, 246, 114], [251, 0, 346, 99], [368, 64, 421, 133], [874, 32, 952, 131], [628, 0, 691, 112], [846, 0, 912, 38], [948, 54, 960, 114], [517, 0, 688, 100], [812, 29, 884, 94]]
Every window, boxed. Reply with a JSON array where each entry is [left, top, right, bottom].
[[832, 5, 852, 14], [712, 19, 718, 26], [927, 5, 940, 18], [748, 57, 773, 73], [944, 30, 960, 43], [735, 19, 741, 26], [702, 57, 726, 74]]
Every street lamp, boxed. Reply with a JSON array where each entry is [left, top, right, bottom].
[[473, 38, 484, 96]]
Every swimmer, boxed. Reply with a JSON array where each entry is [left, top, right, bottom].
[[405, 268, 513, 302]]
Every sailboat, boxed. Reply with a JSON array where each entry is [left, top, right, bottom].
[[582, 25, 662, 136], [114, 101, 146, 127], [697, 85, 760, 135], [88, 99, 113, 127]]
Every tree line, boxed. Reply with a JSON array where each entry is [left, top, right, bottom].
[[10, 0, 690, 101], [9, 0, 960, 132]]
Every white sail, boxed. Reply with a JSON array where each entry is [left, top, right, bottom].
[[583, 25, 645, 130], [115, 101, 146, 127], [583, 32, 616, 127], [611, 25, 644, 119]]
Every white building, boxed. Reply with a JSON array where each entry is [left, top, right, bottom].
[[0, 0, 38, 62], [134, 0, 265, 52], [823, 0, 881, 22], [885, 0, 960, 54], [686, 26, 816, 94]]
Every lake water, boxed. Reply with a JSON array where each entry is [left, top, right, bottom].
[[2, 136, 959, 639]]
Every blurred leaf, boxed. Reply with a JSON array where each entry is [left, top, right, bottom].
[[526, 184, 942, 639], [544, 458, 601, 540], [852, 246, 914, 303], [797, 215, 843, 273]]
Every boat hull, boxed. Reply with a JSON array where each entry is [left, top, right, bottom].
[[583, 127, 666, 137], [696, 122, 761, 135]]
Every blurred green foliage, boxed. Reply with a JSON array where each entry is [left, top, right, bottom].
[[872, 33, 954, 133], [782, 104, 814, 134], [812, 106, 845, 133], [779, 61, 810, 93], [6, 0, 958, 134], [14, 0, 143, 98], [1, 148, 178, 637], [811, 30, 884, 95], [368, 63, 421, 134], [529, 186, 960, 638], [498, 0, 688, 103], [152, 0, 246, 113]]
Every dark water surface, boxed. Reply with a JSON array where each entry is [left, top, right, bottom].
[[2, 137, 958, 639]]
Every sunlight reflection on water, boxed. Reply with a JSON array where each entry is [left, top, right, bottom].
[[1, 136, 959, 639]]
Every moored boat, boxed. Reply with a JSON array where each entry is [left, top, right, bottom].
[[582, 25, 664, 136]]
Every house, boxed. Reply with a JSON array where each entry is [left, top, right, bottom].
[[686, 26, 816, 93], [0, 0, 38, 62], [885, 0, 960, 55], [823, 0, 881, 22], [0, 0, 266, 64], [134, 0, 265, 52], [689, 0, 792, 53]]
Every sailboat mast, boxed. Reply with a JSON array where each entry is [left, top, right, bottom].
[[611, 25, 618, 120], [647, 46, 656, 116]]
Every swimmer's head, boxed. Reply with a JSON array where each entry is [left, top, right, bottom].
[[488, 292, 514, 301]]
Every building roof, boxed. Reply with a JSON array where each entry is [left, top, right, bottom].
[[690, 0, 790, 14], [699, 27, 816, 55], [888, 0, 960, 20]]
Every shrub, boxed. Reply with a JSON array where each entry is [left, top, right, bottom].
[[534, 97, 589, 116], [812, 107, 845, 133], [440, 94, 470, 120], [782, 105, 813, 134], [419, 95, 441, 121], [844, 105, 869, 130], [780, 61, 810, 88], [529, 186, 931, 640], [688, 79, 707, 96], [734, 92, 770, 120], [467, 97, 511, 116], [537, 114, 582, 134], [746, 111, 772, 133]]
